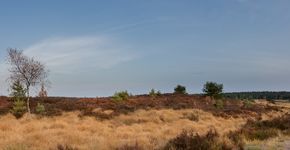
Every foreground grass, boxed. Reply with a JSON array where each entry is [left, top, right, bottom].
[[0, 109, 248, 150]]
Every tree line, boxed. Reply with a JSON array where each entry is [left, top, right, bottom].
[[223, 91, 290, 101]]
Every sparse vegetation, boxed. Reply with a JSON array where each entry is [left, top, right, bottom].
[[174, 85, 187, 94]]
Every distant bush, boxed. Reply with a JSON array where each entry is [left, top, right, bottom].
[[112, 91, 130, 102], [164, 130, 233, 150], [149, 89, 161, 99], [203, 81, 223, 99], [11, 99, 27, 119], [174, 85, 187, 94], [35, 103, 45, 115]]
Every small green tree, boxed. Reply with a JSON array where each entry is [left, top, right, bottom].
[[10, 80, 27, 118], [10, 80, 26, 98], [203, 82, 223, 99], [174, 85, 187, 94]]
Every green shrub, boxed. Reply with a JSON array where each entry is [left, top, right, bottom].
[[174, 85, 187, 94], [35, 103, 45, 115], [10, 80, 26, 99], [11, 99, 27, 119], [214, 99, 224, 109], [112, 91, 130, 102]]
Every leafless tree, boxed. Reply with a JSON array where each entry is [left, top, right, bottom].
[[7, 48, 48, 114]]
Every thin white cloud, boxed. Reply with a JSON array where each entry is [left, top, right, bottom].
[[0, 36, 138, 96], [24, 36, 137, 73]]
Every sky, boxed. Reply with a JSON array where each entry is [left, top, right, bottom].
[[0, 0, 290, 97]]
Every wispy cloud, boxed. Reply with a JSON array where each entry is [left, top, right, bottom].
[[0, 36, 138, 96], [24, 36, 138, 74]]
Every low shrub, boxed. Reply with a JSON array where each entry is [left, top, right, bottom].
[[10, 99, 26, 119], [164, 130, 233, 150], [112, 91, 130, 102], [174, 85, 187, 94]]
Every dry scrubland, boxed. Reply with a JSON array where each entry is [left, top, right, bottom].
[[0, 95, 289, 150]]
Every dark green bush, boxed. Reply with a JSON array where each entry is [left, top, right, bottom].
[[174, 85, 187, 94], [203, 81, 223, 99]]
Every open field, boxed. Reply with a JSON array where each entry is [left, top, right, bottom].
[[0, 94, 290, 150]]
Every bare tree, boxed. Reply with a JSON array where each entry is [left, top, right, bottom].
[[7, 48, 48, 114]]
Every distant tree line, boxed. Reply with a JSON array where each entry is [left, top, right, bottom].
[[223, 91, 290, 100]]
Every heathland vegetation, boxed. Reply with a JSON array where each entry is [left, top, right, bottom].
[[1, 49, 290, 149]]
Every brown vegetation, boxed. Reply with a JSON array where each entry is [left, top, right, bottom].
[[0, 94, 288, 149]]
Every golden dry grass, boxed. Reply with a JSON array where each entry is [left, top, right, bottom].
[[0, 108, 286, 150]]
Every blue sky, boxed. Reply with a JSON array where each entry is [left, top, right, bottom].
[[0, 0, 290, 97]]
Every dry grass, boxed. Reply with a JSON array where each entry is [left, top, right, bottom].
[[0, 108, 249, 150], [0, 106, 287, 150]]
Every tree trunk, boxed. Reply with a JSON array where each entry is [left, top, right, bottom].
[[26, 87, 31, 114]]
